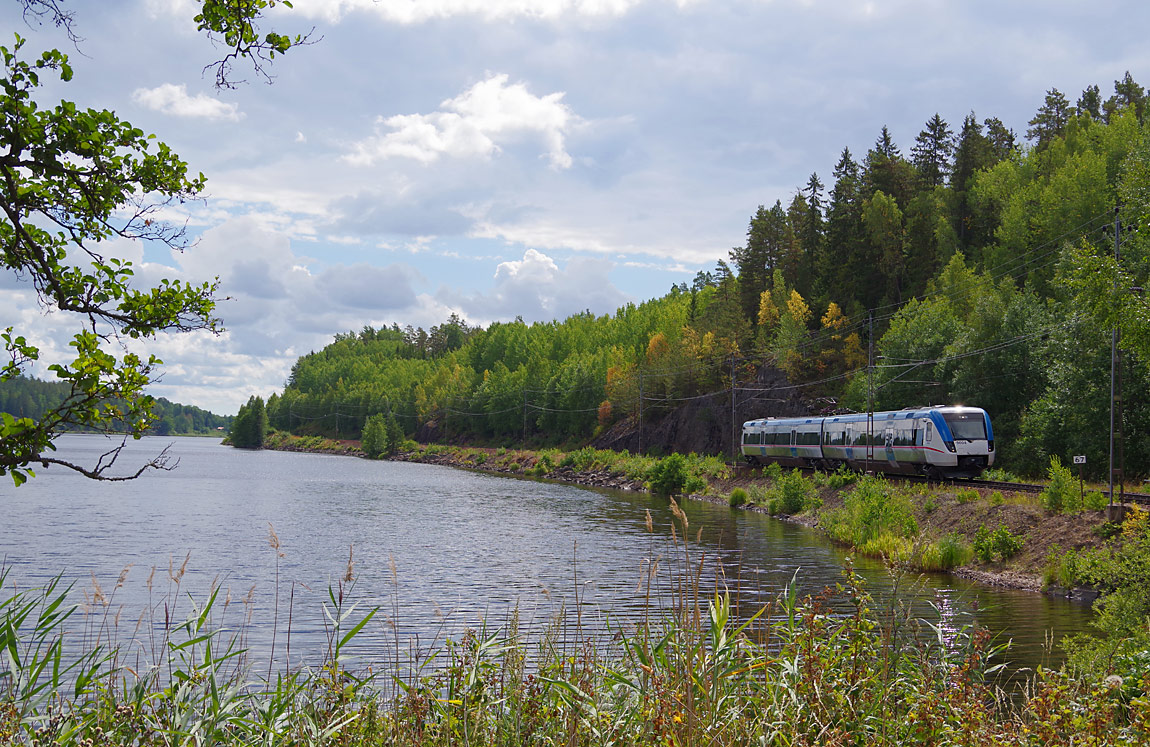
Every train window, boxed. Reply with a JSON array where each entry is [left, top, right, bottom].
[[943, 412, 987, 440], [925, 423, 933, 442]]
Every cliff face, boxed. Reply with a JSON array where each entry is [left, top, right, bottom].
[[592, 365, 814, 457]]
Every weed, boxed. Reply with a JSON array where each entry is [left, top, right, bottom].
[[955, 488, 979, 504], [1084, 491, 1107, 511], [728, 488, 748, 507], [826, 464, 858, 488]]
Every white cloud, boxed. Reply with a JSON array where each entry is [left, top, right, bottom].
[[440, 248, 630, 324], [132, 83, 243, 122], [290, 0, 653, 24], [345, 74, 575, 170]]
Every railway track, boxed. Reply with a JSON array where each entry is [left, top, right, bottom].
[[963, 478, 1150, 506], [731, 461, 1150, 506]]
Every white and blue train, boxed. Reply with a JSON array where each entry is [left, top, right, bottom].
[[741, 406, 995, 479]]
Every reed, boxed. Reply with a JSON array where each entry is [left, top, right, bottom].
[[4, 514, 1149, 745]]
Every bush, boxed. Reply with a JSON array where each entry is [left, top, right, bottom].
[[1041, 455, 1076, 513], [729, 488, 748, 508], [1084, 491, 1107, 511], [826, 464, 858, 489], [973, 523, 1024, 563], [777, 469, 815, 514], [983, 467, 1019, 482], [989, 491, 1005, 506], [683, 475, 707, 495], [763, 461, 783, 481], [361, 414, 386, 458], [647, 453, 688, 496]]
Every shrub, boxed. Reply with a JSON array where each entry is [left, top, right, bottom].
[[1041, 455, 1076, 513], [763, 461, 783, 481], [1084, 491, 1107, 511], [729, 488, 748, 508], [683, 475, 707, 495], [983, 467, 1019, 482], [826, 464, 857, 488], [361, 414, 386, 458], [647, 453, 688, 496], [973, 523, 1024, 563], [777, 469, 814, 514], [989, 490, 1005, 506]]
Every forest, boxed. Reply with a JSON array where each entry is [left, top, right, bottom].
[[0, 375, 232, 437], [244, 74, 1150, 480]]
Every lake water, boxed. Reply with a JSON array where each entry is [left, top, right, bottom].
[[2, 435, 1094, 680]]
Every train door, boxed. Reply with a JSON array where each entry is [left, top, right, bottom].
[[884, 426, 896, 465]]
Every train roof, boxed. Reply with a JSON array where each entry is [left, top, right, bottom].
[[743, 405, 988, 428]]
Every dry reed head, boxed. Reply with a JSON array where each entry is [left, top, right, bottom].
[[168, 552, 190, 584], [146, 565, 155, 592], [344, 545, 355, 583], [116, 564, 133, 589], [90, 572, 107, 606], [388, 553, 398, 586], [669, 497, 687, 530], [267, 523, 284, 558], [645, 509, 653, 533]]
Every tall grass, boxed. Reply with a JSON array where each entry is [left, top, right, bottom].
[[5, 516, 1149, 745]]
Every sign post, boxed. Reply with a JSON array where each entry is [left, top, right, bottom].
[[1073, 455, 1087, 505]]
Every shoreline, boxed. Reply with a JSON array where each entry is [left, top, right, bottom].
[[260, 436, 1094, 596]]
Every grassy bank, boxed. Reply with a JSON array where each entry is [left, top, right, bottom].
[[5, 510, 1150, 746]]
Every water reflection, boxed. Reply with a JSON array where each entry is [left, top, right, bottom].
[[2, 435, 1092, 681]]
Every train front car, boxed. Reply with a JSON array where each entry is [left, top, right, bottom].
[[927, 406, 995, 478]]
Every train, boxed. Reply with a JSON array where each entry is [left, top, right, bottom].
[[741, 406, 995, 479]]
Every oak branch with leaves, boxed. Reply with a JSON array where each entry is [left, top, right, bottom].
[[0, 37, 220, 484], [1, 1, 307, 485]]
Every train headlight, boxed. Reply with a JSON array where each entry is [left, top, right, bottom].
[[988, 440, 995, 452], [944, 441, 956, 453]]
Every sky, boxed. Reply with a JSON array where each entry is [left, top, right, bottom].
[[2, 0, 1148, 415]]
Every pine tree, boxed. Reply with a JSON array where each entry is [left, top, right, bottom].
[[983, 117, 1017, 162], [911, 113, 954, 188], [798, 173, 825, 299], [1026, 88, 1071, 150], [1077, 84, 1102, 120], [1104, 71, 1146, 122], [864, 125, 915, 208]]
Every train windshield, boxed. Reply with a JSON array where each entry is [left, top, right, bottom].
[[942, 411, 987, 440]]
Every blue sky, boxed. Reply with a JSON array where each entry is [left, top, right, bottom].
[[2, 0, 1148, 414]]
